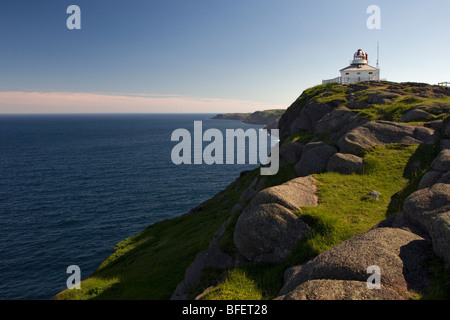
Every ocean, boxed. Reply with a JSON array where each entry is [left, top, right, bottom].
[[0, 113, 265, 300]]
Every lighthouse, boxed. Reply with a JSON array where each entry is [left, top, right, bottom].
[[323, 49, 380, 85]]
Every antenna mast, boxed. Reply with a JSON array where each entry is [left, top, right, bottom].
[[376, 42, 379, 69]]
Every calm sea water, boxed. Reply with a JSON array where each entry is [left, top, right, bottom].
[[0, 113, 264, 300]]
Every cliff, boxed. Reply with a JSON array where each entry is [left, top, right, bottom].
[[54, 81, 450, 300]]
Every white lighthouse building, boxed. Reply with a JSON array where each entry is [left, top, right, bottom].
[[323, 49, 380, 85]]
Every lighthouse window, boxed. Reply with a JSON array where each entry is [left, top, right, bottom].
[[345, 73, 349, 75], [369, 72, 373, 74], [357, 72, 361, 75]]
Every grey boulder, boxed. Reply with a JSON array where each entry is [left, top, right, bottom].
[[233, 176, 318, 263], [327, 153, 364, 174], [279, 141, 304, 165], [233, 203, 310, 263], [400, 108, 433, 123], [339, 120, 438, 156], [276, 279, 403, 300], [247, 176, 318, 212], [295, 142, 338, 177], [277, 227, 431, 299]]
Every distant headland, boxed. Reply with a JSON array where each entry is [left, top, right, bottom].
[[212, 109, 285, 129]]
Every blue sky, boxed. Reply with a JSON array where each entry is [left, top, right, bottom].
[[1, 0, 449, 113]]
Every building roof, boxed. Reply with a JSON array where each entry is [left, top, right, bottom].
[[340, 64, 379, 72]]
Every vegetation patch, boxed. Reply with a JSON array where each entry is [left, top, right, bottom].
[[315, 85, 348, 104], [200, 268, 264, 300], [281, 131, 314, 146], [354, 96, 450, 122], [199, 143, 440, 300], [421, 254, 450, 300]]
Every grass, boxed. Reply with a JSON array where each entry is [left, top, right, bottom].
[[197, 142, 441, 300], [421, 255, 450, 300], [54, 211, 229, 299], [53, 169, 262, 300], [280, 131, 315, 146], [287, 83, 346, 116], [354, 95, 450, 122], [200, 269, 264, 300], [303, 83, 343, 99], [315, 85, 348, 105]]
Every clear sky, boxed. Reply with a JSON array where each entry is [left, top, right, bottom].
[[1, 0, 449, 113]]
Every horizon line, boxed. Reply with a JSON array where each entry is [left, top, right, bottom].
[[0, 91, 285, 114]]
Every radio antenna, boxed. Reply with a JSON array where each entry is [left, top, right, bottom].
[[377, 42, 379, 69]]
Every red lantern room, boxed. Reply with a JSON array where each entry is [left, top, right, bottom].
[[352, 49, 368, 65]]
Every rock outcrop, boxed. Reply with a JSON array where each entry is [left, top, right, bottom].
[[314, 108, 367, 142], [418, 140, 450, 189], [276, 279, 403, 300], [294, 142, 337, 177], [274, 83, 449, 300], [233, 203, 310, 263], [392, 140, 450, 266], [246, 176, 318, 212], [338, 120, 438, 156], [288, 102, 334, 134], [327, 153, 364, 174], [171, 204, 240, 300], [233, 176, 318, 263], [279, 141, 304, 165], [445, 121, 450, 137], [277, 227, 431, 300], [172, 175, 266, 300], [278, 133, 450, 300], [400, 108, 434, 123]]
